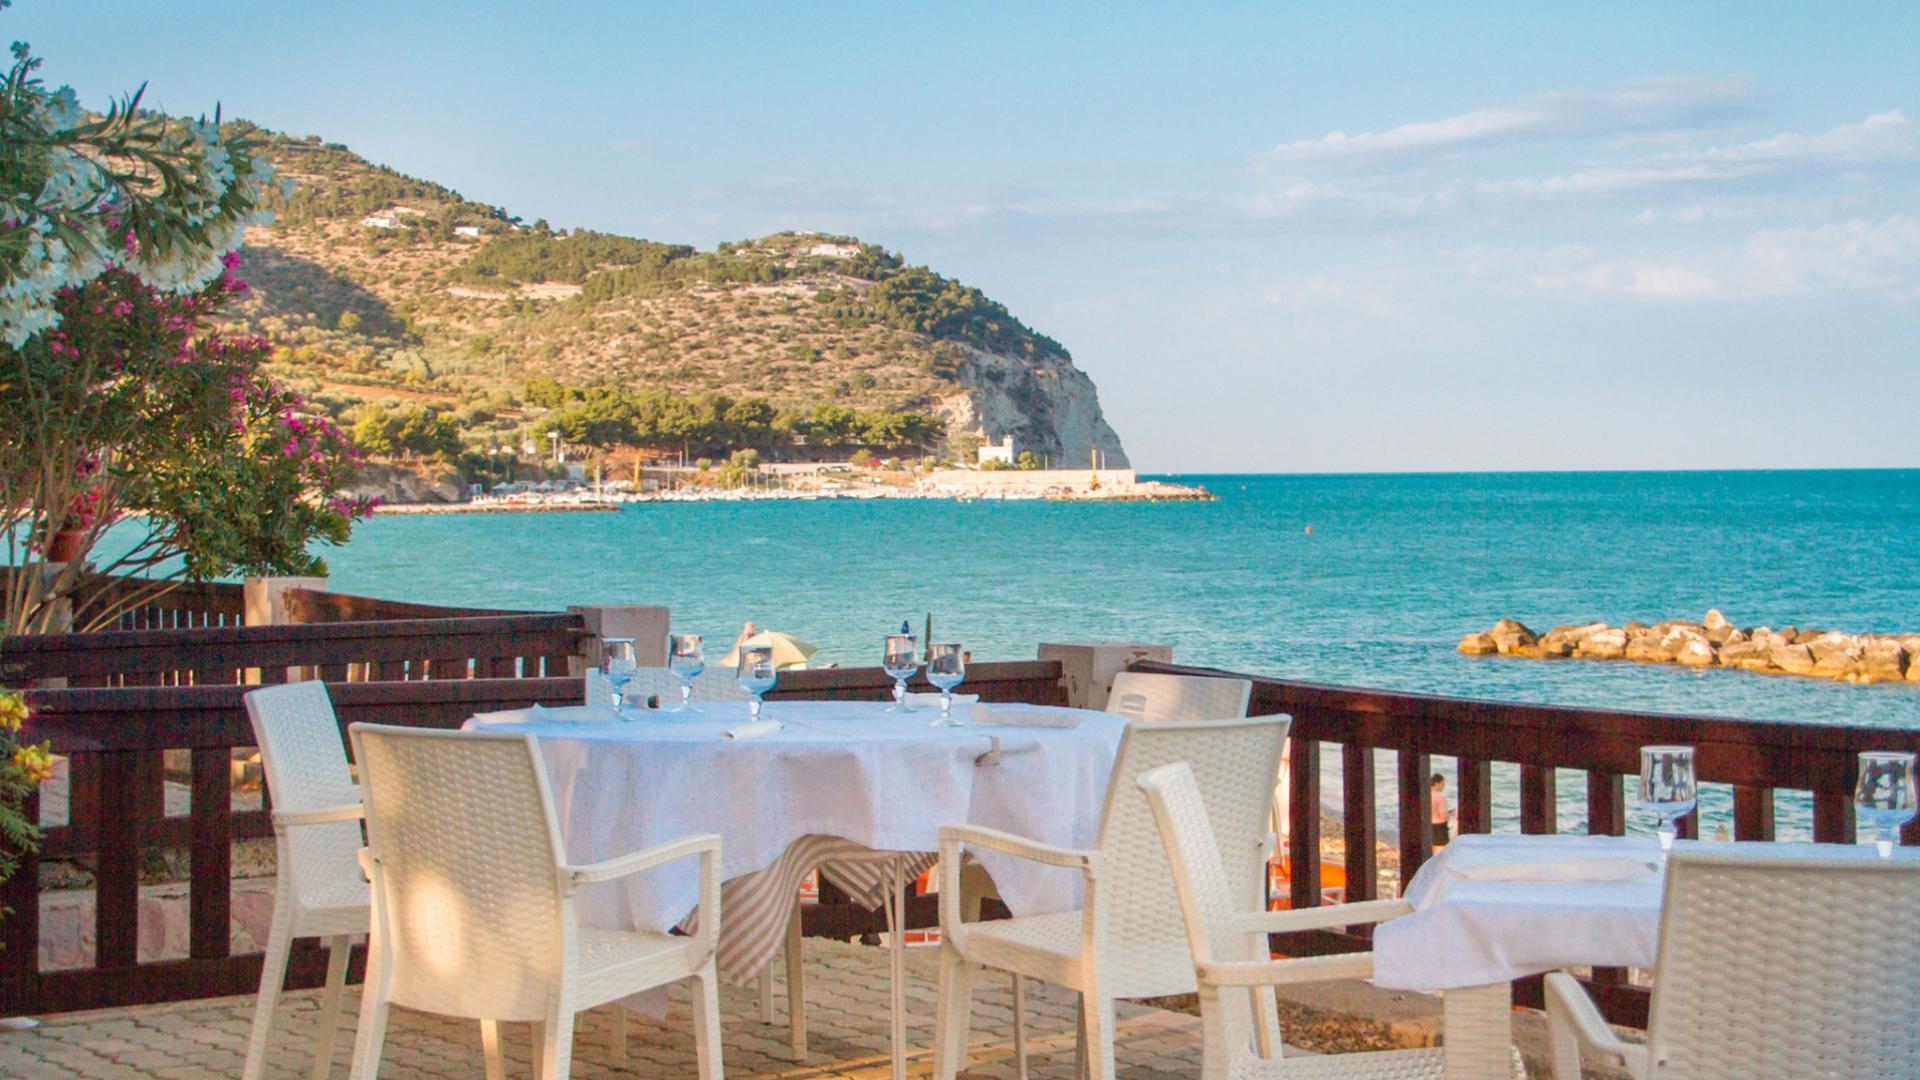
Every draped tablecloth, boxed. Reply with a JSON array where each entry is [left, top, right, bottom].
[[463, 700, 1126, 980], [1372, 832, 1916, 992]]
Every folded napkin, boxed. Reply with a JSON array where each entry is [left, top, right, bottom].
[[968, 702, 1082, 728], [723, 719, 782, 740], [905, 692, 979, 708]]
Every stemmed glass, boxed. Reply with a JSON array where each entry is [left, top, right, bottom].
[[736, 644, 776, 722], [883, 634, 919, 713], [1854, 751, 1917, 858], [668, 633, 705, 713], [604, 638, 638, 716], [1638, 745, 1697, 852], [926, 642, 966, 727]]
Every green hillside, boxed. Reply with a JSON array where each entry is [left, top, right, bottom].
[[223, 123, 1125, 467]]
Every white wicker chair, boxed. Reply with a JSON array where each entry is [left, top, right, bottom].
[[1546, 848, 1920, 1079], [242, 680, 377, 1080], [1105, 671, 1252, 724], [1139, 761, 1454, 1079], [934, 715, 1291, 1080], [345, 724, 724, 1080]]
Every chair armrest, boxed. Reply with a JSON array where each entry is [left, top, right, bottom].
[[938, 824, 1097, 871], [564, 832, 722, 888], [1544, 971, 1641, 1074], [273, 802, 364, 828], [1230, 898, 1412, 935], [1199, 952, 1376, 987]]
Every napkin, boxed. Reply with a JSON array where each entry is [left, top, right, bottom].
[[968, 703, 1082, 728], [905, 692, 979, 708], [723, 719, 782, 740]]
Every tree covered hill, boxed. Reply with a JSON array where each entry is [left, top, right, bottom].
[[225, 124, 1129, 467]]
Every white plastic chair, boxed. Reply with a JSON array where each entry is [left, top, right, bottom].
[[933, 715, 1291, 1080], [1547, 848, 1920, 1079], [345, 723, 724, 1080], [242, 680, 375, 1080], [1139, 761, 1458, 1079], [1105, 671, 1252, 724]]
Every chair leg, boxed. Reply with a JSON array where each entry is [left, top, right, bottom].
[[931, 944, 977, 1080], [242, 897, 296, 1080], [785, 898, 808, 1061], [309, 934, 352, 1080], [1012, 974, 1029, 1080], [534, 1012, 573, 1080], [344, 981, 389, 1080], [1080, 996, 1116, 1080], [1074, 996, 1088, 1080], [758, 965, 776, 1024], [478, 1020, 505, 1080], [885, 858, 907, 1080], [605, 1006, 627, 1062], [691, 959, 726, 1080]]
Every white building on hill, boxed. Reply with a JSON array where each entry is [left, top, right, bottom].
[[808, 242, 862, 259], [977, 434, 1015, 466]]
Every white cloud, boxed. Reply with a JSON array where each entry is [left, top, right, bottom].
[[1258, 77, 1756, 171]]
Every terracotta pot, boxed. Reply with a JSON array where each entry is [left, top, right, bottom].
[[46, 528, 87, 563]]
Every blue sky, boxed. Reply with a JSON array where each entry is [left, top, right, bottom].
[[15, 2, 1918, 471]]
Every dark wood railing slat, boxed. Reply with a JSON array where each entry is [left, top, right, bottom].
[[1586, 770, 1625, 836], [1457, 756, 1492, 835], [189, 748, 232, 961], [1519, 765, 1557, 834], [1288, 737, 1322, 910], [1340, 743, 1377, 902], [1732, 784, 1775, 841], [94, 752, 142, 970], [1397, 749, 1432, 886]]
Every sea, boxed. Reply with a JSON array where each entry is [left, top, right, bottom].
[[323, 469, 1920, 841]]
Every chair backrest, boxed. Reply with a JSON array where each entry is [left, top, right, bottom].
[[1091, 716, 1289, 988], [1137, 760, 1268, 1062], [349, 723, 570, 1022], [1645, 849, 1920, 1078], [244, 681, 364, 913], [1106, 671, 1252, 724]]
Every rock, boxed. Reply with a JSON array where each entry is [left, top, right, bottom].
[[1901, 635, 1920, 656], [1862, 641, 1907, 681], [1769, 644, 1817, 675], [1909, 658, 1920, 684], [1626, 636, 1676, 663], [1814, 649, 1861, 679], [1723, 628, 1749, 645], [1704, 609, 1731, 633], [1623, 621, 1651, 636], [1457, 632, 1498, 656], [1488, 619, 1538, 656], [1717, 639, 1770, 669], [1538, 622, 1608, 657], [1805, 632, 1858, 663], [1576, 628, 1629, 659], [1675, 639, 1717, 667]]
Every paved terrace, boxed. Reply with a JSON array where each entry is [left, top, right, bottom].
[[0, 937, 1552, 1079]]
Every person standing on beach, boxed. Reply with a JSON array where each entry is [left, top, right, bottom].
[[1430, 773, 1454, 849], [735, 620, 758, 648]]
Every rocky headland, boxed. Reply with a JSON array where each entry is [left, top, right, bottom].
[[1459, 611, 1920, 686]]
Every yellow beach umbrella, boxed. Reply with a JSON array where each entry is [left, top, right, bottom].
[[720, 630, 820, 670]]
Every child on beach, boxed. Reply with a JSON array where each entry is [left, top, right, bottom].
[[1430, 773, 1454, 849]]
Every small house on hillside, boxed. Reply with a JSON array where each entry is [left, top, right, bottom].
[[453, 225, 484, 239], [361, 213, 403, 229], [808, 242, 862, 259], [978, 434, 1015, 465]]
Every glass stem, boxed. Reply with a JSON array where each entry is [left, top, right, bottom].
[[1658, 825, 1676, 851], [749, 696, 762, 721], [893, 680, 906, 706], [1879, 830, 1895, 859], [681, 683, 693, 710], [942, 691, 953, 724]]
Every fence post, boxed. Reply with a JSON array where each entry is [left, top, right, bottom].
[[569, 605, 671, 673], [244, 575, 326, 683], [1035, 642, 1173, 710]]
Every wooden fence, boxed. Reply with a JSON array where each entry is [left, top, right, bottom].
[[0, 652, 1064, 1016], [1134, 659, 1920, 1028]]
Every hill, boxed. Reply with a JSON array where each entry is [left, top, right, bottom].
[[224, 125, 1130, 468]]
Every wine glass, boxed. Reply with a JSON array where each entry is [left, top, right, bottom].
[[668, 633, 705, 713], [604, 638, 638, 716], [883, 634, 918, 713], [736, 644, 776, 722], [1855, 751, 1917, 858], [926, 642, 966, 727], [1638, 745, 1697, 852]]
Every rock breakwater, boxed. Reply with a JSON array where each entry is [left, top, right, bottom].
[[1459, 612, 1920, 686]]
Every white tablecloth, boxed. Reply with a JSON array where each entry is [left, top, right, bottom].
[[463, 700, 1125, 975], [1372, 833, 1916, 992]]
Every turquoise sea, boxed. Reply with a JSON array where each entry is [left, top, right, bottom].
[[325, 470, 1920, 839]]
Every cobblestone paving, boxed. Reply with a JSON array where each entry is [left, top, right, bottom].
[[0, 940, 1206, 1078]]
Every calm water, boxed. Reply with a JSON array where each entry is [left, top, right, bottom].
[[324, 470, 1920, 839]]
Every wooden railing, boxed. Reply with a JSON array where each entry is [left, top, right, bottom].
[[281, 586, 531, 624], [1, 655, 1065, 1016], [1134, 659, 1920, 1027], [0, 570, 248, 632]]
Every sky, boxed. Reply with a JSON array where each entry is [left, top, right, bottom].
[[14, 2, 1918, 472]]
